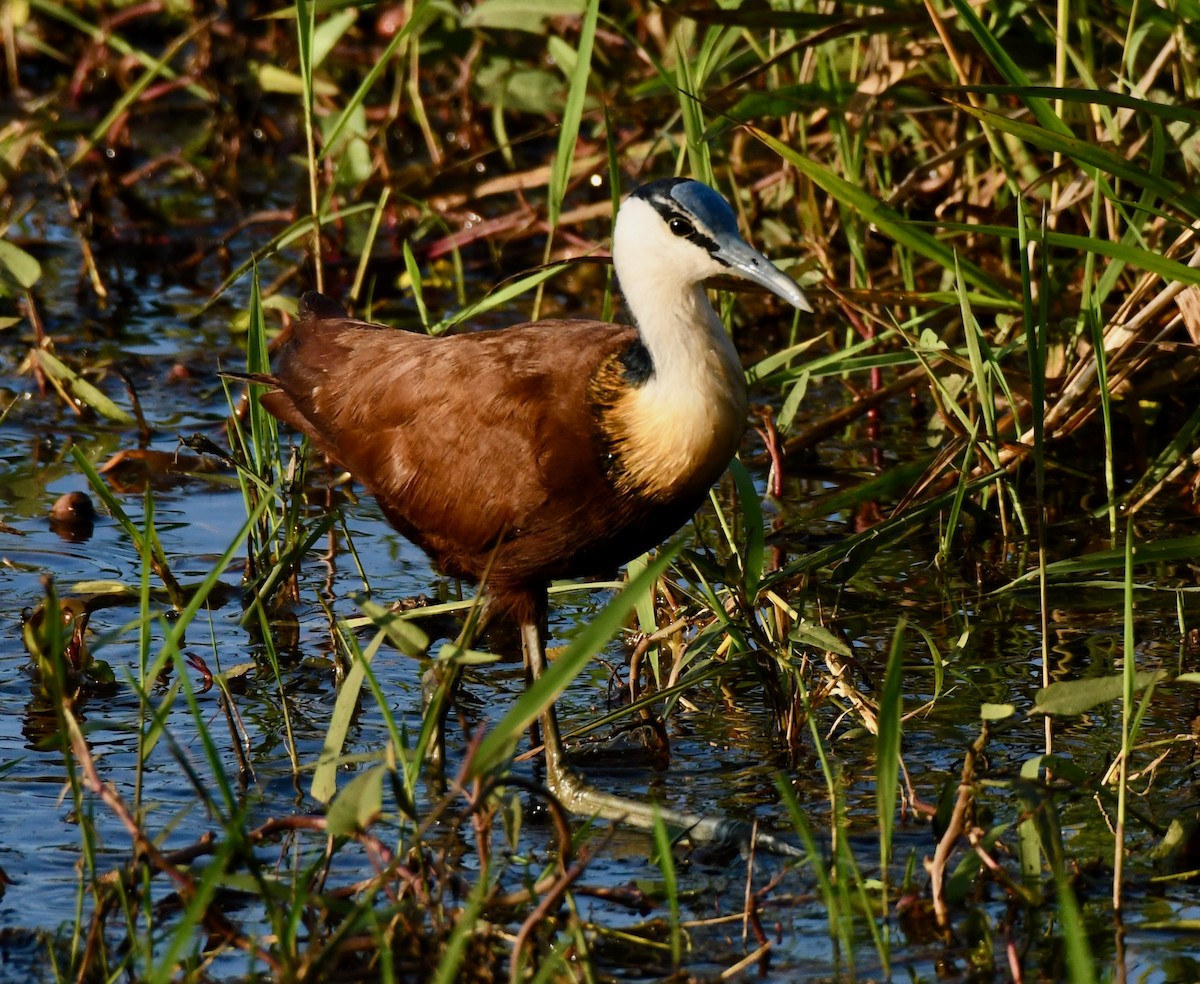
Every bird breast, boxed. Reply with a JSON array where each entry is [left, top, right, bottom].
[[593, 339, 749, 503]]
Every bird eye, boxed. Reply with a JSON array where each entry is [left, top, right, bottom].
[[668, 217, 694, 237]]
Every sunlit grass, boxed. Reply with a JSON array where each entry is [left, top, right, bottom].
[[7, 0, 1200, 978]]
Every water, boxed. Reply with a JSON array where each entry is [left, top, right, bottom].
[[3, 111, 1200, 984], [5, 370, 1199, 981]]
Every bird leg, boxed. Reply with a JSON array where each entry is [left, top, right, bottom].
[[518, 621, 801, 857]]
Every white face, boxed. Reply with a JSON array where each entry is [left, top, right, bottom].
[[611, 195, 729, 293], [612, 187, 810, 312]]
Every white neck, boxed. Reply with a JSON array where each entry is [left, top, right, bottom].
[[612, 195, 746, 407], [609, 256, 749, 501], [621, 277, 746, 411]]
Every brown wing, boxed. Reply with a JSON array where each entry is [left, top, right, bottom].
[[260, 295, 643, 594]]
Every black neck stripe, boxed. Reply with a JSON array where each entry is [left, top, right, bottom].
[[619, 338, 653, 385]]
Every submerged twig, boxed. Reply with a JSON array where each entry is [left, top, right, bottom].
[[926, 724, 988, 933]]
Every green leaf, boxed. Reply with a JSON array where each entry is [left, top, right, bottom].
[[255, 62, 335, 97], [355, 595, 430, 657], [437, 262, 568, 333], [949, 100, 1200, 220], [546, 0, 598, 228], [464, 0, 585, 32], [980, 702, 1015, 721], [32, 350, 135, 424], [942, 0, 1070, 136], [432, 642, 498, 666], [311, 629, 384, 804], [729, 458, 764, 600], [320, 2, 430, 157], [67, 17, 212, 169], [746, 124, 1009, 300], [876, 620, 906, 891], [788, 619, 852, 657], [312, 6, 356, 68], [0, 239, 41, 293], [1003, 534, 1200, 586], [1045, 230, 1200, 286], [323, 100, 372, 186], [28, 0, 211, 103], [546, 35, 576, 77], [1035, 670, 1165, 716], [483, 65, 566, 115], [777, 370, 809, 432], [326, 763, 386, 836], [956, 84, 1200, 127], [470, 545, 679, 778], [403, 239, 429, 328]]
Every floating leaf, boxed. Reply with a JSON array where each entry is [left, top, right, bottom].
[[218, 662, 256, 683], [981, 702, 1016, 721], [1035, 670, 1165, 716]]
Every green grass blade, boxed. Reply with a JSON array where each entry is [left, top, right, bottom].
[[875, 618, 905, 949], [1001, 533, 1200, 585], [312, 626, 388, 804], [1054, 865, 1098, 984], [942, 0, 1070, 136], [28, 0, 211, 103], [956, 84, 1200, 126], [652, 809, 683, 969], [471, 545, 679, 777], [1114, 518, 1135, 911], [546, 0, 598, 229], [437, 262, 568, 333], [949, 100, 1200, 219], [746, 124, 1007, 298], [728, 458, 764, 601], [321, 3, 428, 155], [431, 874, 489, 984], [31, 349, 134, 424]]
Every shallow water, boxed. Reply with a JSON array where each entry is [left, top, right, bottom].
[[3, 317, 1200, 982], [4, 109, 1200, 984]]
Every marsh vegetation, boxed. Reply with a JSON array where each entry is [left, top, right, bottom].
[[3, 1, 1200, 980]]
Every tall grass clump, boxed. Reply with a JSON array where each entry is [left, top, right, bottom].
[[5, 0, 1200, 979]]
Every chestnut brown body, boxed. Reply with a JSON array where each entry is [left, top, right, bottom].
[[248, 179, 811, 839], [260, 293, 726, 624]]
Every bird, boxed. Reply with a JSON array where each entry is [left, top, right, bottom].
[[251, 177, 811, 843]]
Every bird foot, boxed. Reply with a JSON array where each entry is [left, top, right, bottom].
[[543, 760, 803, 858]]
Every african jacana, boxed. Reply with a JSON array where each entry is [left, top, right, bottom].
[[255, 178, 810, 844]]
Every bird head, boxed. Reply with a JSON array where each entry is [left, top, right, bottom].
[[612, 178, 812, 313]]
